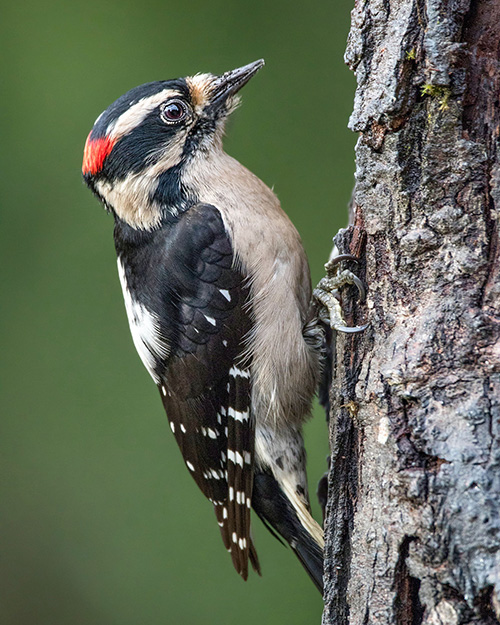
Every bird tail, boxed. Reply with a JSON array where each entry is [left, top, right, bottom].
[[252, 471, 324, 593]]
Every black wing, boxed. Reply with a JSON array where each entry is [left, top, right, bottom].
[[153, 204, 260, 579]]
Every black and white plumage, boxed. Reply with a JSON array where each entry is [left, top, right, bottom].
[[83, 60, 324, 590]]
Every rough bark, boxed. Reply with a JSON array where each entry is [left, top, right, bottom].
[[322, 1, 500, 624]]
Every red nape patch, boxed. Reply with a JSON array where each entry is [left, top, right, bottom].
[[82, 133, 116, 175]]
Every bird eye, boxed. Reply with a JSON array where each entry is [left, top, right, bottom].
[[160, 99, 189, 124]]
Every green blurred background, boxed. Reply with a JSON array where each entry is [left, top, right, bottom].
[[1, 1, 356, 623]]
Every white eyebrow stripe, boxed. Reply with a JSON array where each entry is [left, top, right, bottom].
[[106, 89, 181, 139]]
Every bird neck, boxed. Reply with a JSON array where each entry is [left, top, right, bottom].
[[107, 145, 251, 232]]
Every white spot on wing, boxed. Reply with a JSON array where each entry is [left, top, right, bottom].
[[220, 289, 231, 301], [227, 449, 244, 468], [186, 461, 195, 471], [227, 407, 249, 422], [170, 422, 175, 433], [229, 366, 250, 378], [205, 315, 216, 326]]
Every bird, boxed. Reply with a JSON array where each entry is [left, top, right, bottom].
[[82, 60, 325, 592]]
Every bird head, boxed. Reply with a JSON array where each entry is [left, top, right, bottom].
[[82, 60, 264, 229]]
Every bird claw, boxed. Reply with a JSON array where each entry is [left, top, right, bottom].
[[313, 254, 367, 333]]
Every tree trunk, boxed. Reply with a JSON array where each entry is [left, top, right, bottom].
[[322, 1, 500, 624]]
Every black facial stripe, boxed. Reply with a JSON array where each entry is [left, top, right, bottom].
[[101, 112, 181, 180], [152, 163, 196, 214]]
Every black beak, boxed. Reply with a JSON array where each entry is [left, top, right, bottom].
[[209, 59, 265, 108]]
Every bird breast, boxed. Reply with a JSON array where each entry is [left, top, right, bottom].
[[183, 150, 320, 426]]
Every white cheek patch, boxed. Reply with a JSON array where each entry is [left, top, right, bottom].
[[96, 175, 163, 231], [117, 258, 169, 383]]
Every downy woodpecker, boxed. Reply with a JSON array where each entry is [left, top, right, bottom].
[[82, 60, 324, 592]]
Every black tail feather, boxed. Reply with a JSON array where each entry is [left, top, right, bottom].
[[252, 471, 324, 593], [290, 536, 324, 593], [249, 539, 262, 576]]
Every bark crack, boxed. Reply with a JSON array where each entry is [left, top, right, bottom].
[[393, 537, 424, 625]]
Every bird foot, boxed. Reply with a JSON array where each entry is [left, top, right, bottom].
[[313, 254, 368, 333]]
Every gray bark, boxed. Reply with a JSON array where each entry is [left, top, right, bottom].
[[322, 1, 500, 624]]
